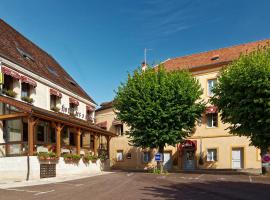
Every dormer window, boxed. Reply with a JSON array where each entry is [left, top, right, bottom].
[[211, 55, 220, 61], [16, 47, 35, 62]]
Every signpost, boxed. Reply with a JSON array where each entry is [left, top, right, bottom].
[[155, 153, 162, 162]]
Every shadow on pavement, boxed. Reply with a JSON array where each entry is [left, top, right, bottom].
[[141, 180, 270, 200]]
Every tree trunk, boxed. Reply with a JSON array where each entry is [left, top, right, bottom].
[[261, 147, 270, 175], [157, 146, 164, 174]]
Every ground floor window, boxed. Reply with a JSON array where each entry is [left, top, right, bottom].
[[116, 150, 123, 161], [207, 148, 217, 161], [142, 151, 150, 163]]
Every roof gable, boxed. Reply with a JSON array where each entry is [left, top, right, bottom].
[[0, 19, 95, 104]]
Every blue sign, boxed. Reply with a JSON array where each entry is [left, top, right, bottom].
[[155, 153, 163, 161]]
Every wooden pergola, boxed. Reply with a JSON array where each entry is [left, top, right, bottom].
[[0, 95, 116, 157]]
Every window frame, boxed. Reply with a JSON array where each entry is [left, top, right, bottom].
[[207, 78, 217, 97], [142, 151, 150, 163], [206, 113, 218, 128], [21, 82, 30, 98], [116, 150, 124, 162], [206, 148, 218, 162]]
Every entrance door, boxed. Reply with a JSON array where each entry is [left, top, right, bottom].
[[183, 149, 195, 170], [163, 152, 172, 170], [232, 148, 243, 169]]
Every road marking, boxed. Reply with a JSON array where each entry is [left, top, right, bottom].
[[195, 174, 204, 179], [34, 189, 55, 196], [55, 182, 84, 187], [4, 188, 55, 195], [249, 176, 253, 183], [127, 173, 134, 177]]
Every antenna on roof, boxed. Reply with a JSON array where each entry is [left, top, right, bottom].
[[143, 48, 152, 71]]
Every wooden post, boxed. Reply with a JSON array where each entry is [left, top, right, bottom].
[[93, 134, 98, 155], [28, 117, 39, 156], [55, 123, 64, 157], [106, 136, 111, 159], [76, 128, 81, 155]]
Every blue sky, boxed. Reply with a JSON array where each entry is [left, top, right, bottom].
[[1, 0, 270, 105]]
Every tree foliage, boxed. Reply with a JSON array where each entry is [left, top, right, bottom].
[[114, 66, 205, 149], [211, 47, 270, 150]]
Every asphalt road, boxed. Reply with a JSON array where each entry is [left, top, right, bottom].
[[0, 171, 270, 200]]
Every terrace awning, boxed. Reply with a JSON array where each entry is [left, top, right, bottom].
[[50, 88, 62, 98], [1, 66, 21, 80], [21, 76, 37, 87]]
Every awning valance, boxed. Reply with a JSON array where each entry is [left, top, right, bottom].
[[50, 88, 62, 98], [112, 119, 122, 126], [205, 106, 218, 114], [69, 97, 79, 106], [21, 76, 37, 87], [1, 66, 21, 80], [86, 105, 95, 112]]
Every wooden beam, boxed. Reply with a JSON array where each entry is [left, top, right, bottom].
[[28, 117, 38, 156], [0, 113, 28, 120], [76, 128, 81, 155], [55, 123, 64, 157], [106, 136, 111, 160]]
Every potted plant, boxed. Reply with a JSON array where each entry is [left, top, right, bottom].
[[51, 106, 60, 112], [21, 96, 34, 104], [37, 152, 58, 161], [2, 89, 17, 98], [63, 153, 81, 163]]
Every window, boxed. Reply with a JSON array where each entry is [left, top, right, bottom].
[[207, 79, 217, 96], [21, 82, 30, 98], [47, 66, 58, 76], [115, 124, 124, 136], [116, 150, 123, 161], [143, 152, 150, 163], [207, 149, 217, 161], [126, 153, 131, 159], [50, 127, 56, 143], [206, 113, 218, 128], [50, 95, 57, 109], [37, 125, 45, 143], [69, 103, 78, 116], [3, 74, 13, 91]]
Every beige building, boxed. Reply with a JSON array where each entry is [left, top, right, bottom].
[[95, 39, 270, 171]]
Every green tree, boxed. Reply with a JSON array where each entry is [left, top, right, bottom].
[[211, 47, 270, 174], [114, 66, 205, 172]]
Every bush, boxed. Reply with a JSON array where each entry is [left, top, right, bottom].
[[83, 154, 98, 163], [51, 106, 60, 112]]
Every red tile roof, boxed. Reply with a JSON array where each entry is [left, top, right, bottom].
[[162, 39, 270, 72], [0, 19, 95, 104]]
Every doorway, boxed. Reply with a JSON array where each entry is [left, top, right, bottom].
[[231, 147, 244, 169], [163, 152, 172, 170], [183, 149, 196, 170]]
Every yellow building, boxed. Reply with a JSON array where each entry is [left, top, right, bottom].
[[96, 39, 270, 171]]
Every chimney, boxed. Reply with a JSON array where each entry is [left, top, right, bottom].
[[142, 62, 147, 72]]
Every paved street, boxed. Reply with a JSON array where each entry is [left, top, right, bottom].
[[0, 171, 270, 200]]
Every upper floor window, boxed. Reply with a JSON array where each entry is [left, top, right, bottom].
[[3, 74, 14, 91], [21, 82, 30, 98], [49, 88, 62, 112], [69, 98, 79, 116], [207, 79, 217, 96], [206, 113, 218, 128], [115, 124, 124, 136]]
